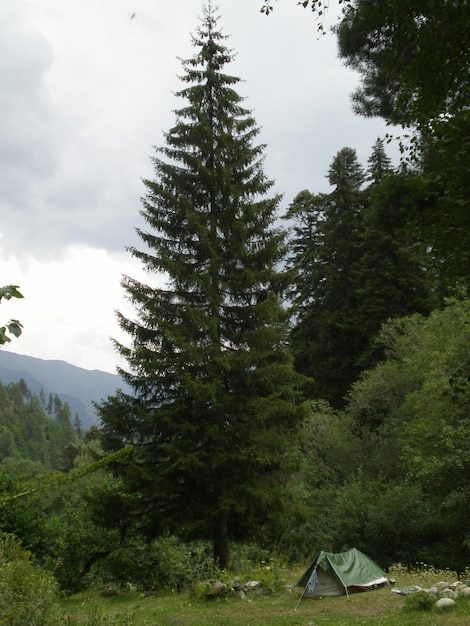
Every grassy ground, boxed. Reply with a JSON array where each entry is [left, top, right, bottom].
[[60, 566, 470, 626]]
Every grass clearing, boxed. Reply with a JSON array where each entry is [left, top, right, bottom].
[[59, 565, 470, 625]]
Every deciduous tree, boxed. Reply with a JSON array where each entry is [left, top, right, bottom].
[[346, 296, 470, 569]]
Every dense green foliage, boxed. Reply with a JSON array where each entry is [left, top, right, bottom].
[[0, 379, 79, 468], [286, 143, 434, 406], [286, 148, 366, 405], [414, 111, 470, 289], [275, 0, 469, 557], [282, 297, 470, 571], [335, 1, 470, 289], [336, 0, 470, 128], [360, 299, 470, 569], [0, 534, 61, 625]]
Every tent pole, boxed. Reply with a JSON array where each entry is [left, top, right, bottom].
[[294, 582, 309, 611], [294, 567, 317, 611]]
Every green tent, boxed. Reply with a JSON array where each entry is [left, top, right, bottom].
[[297, 548, 388, 599]]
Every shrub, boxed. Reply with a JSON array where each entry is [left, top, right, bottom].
[[148, 536, 221, 590], [404, 590, 435, 612], [88, 535, 221, 592], [0, 534, 61, 625]]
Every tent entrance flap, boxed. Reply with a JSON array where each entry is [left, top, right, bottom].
[[303, 566, 346, 597], [307, 568, 318, 594]]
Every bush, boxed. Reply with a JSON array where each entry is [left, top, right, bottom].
[[404, 590, 435, 612], [87, 535, 221, 592], [88, 537, 291, 595], [0, 534, 61, 625], [147, 536, 221, 591]]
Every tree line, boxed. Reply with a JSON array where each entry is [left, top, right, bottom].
[[0, 379, 83, 469]]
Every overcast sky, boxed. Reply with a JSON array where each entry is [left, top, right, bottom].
[[1, 0, 397, 374]]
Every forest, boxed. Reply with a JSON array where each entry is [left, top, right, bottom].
[[0, 0, 469, 620]]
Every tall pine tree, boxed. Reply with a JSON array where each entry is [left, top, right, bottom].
[[286, 147, 366, 406], [287, 143, 434, 406], [352, 143, 435, 369], [98, 4, 304, 568]]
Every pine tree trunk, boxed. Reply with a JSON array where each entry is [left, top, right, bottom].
[[213, 510, 229, 569]]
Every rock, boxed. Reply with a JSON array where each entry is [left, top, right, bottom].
[[245, 580, 261, 589], [196, 580, 228, 597], [457, 586, 470, 598], [206, 580, 228, 596], [435, 597, 456, 609], [435, 581, 451, 590], [439, 589, 457, 599], [101, 588, 117, 597], [256, 587, 273, 596], [240, 580, 261, 593]]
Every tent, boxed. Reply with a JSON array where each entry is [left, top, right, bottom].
[[296, 548, 388, 599]]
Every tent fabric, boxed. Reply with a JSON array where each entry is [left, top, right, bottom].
[[297, 548, 388, 598], [305, 566, 344, 597]]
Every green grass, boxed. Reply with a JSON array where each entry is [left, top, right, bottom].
[[59, 566, 470, 626]]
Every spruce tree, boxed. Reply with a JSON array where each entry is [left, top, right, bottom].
[[99, 4, 304, 568], [287, 144, 434, 406], [352, 168, 436, 370], [287, 148, 366, 406], [367, 137, 392, 184]]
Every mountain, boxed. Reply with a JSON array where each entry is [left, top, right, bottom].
[[0, 351, 131, 430]]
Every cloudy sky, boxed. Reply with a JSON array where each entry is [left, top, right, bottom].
[[1, 0, 397, 374]]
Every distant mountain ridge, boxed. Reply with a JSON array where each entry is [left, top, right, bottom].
[[0, 351, 131, 429]]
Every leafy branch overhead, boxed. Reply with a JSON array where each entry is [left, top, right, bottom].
[[261, 1, 352, 17], [0, 445, 133, 507], [0, 285, 24, 345]]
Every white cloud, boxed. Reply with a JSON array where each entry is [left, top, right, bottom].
[[1, 245, 158, 373], [0, 0, 399, 372]]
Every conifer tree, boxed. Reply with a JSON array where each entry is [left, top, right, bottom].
[[351, 171, 435, 370], [287, 148, 366, 406], [287, 144, 434, 406], [99, 4, 304, 567], [366, 137, 392, 184]]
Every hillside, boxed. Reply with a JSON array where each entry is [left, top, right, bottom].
[[0, 351, 131, 429]]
